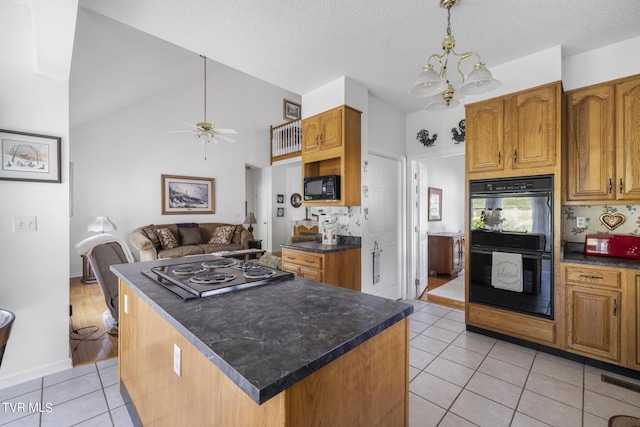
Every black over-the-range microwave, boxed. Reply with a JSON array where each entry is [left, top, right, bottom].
[[303, 174, 340, 201]]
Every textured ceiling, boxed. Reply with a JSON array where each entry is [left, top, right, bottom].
[[72, 0, 640, 126]]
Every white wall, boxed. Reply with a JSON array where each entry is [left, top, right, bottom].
[[70, 44, 300, 275], [423, 155, 466, 234], [0, 2, 75, 387]]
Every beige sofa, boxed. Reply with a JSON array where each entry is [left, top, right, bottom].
[[130, 223, 254, 261]]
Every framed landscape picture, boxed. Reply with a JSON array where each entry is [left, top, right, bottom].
[[283, 99, 301, 121], [161, 174, 215, 215], [428, 187, 442, 221], [0, 129, 61, 183]]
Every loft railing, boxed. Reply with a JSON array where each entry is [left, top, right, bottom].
[[270, 119, 301, 164]]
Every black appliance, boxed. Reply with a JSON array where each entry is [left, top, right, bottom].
[[143, 257, 293, 299], [468, 175, 554, 319], [304, 174, 340, 201]]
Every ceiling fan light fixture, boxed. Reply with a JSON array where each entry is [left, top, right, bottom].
[[409, 64, 447, 97]]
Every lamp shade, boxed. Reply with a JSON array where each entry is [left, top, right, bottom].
[[243, 213, 257, 225], [87, 216, 115, 233], [458, 63, 501, 96], [410, 65, 448, 97]]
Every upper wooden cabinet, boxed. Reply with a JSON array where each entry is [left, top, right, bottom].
[[466, 82, 561, 177], [565, 74, 640, 203], [466, 97, 504, 173], [302, 108, 343, 154], [302, 105, 362, 206]]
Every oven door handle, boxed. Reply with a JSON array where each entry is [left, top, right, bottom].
[[470, 247, 551, 259]]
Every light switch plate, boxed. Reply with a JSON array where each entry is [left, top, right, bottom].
[[576, 217, 587, 228], [173, 344, 182, 377], [14, 216, 37, 232]]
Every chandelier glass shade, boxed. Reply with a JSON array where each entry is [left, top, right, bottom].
[[410, 0, 500, 110]]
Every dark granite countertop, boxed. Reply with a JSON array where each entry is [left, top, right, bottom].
[[111, 254, 412, 405], [281, 236, 361, 254], [561, 242, 640, 270]]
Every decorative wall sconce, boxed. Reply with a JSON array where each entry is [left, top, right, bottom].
[[417, 129, 437, 147], [451, 119, 465, 144]]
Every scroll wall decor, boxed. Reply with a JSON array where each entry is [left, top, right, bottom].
[[451, 119, 465, 144]]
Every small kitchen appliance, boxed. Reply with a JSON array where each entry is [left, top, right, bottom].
[[320, 214, 338, 245], [584, 234, 640, 259]]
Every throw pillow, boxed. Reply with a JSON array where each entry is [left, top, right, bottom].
[[208, 225, 235, 244], [154, 227, 178, 249], [142, 226, 161, 249], [179, 226, 203, 246]]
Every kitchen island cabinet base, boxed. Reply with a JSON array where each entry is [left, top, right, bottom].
[[118, 280, 409, 426]]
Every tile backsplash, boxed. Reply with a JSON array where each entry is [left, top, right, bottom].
[[562, 204, 640, 242]]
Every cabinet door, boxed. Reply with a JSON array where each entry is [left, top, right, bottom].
[[302, 117, 321, 154], [281, 263, 300, 276], [565, 84, 616, 201], [466, 98, 504, 173], [299, 266, 323, 282], [616, 76, 640, 201], [566, 285, 620, 362], [318, 108, 343, 150], [506, 84, 558, 170]]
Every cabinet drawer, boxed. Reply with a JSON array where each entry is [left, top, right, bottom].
[[282, 250, 323, 270], [564, 266, 621, 288]]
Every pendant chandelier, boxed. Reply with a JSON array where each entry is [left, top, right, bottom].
[[410, 0, 501, 111]]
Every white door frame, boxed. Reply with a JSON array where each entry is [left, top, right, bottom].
[[364, 148, 407, 299]]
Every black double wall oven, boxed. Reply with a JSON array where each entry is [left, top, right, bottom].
[[468, 175, 554, 319]]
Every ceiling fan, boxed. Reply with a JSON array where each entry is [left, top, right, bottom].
[[167, 55, 237, 156]]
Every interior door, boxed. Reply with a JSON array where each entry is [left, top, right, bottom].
[[416, 161, 430, 297], [366, 153, 403, 300]]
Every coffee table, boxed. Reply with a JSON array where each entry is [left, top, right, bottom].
[[211, 248, 266, 261]]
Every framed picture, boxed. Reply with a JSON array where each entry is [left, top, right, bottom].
[[277, 207, 285, 217], [283, 99, 301, 121], [277, 194, 284, 204], [161, 174, 215, 215], [428, 187, 442, 221], [0, 129, 61, 183]]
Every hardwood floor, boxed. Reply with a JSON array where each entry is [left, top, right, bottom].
[[69, 277, 118, 366]]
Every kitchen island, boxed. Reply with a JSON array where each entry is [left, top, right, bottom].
[[111, 254, 412, 426]]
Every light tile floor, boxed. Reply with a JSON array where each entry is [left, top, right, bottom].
[[1, 300, 639, 426]]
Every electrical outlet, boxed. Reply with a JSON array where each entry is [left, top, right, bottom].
[[14, 216, 37, 232], [173, 344, 182, 377], [576, 217, 587, 228], [123, 294, 129, 314]]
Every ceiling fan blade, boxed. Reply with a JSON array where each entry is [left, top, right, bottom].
[[215, 128, 238, 134], [214, 134, 236, 143], [165, 130, 193, 134]]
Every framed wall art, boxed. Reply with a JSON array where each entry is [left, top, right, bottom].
[[0, 129, 61, 183], [283, 99, 301, 121], [428, 187, 442, 221], [161, 174, 215, 215]]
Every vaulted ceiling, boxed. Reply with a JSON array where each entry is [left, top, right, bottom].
[[71, 0, 640, 126]]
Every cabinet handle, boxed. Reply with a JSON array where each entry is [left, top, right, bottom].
[[286, 256, 296, 260], [319, 134, 323, 145], [304, 259, 315, 264], [613, 298, 617, 316], [315, 135, 319, 145], [619, 178, 623, 193], [579, 274, 604, 281], [609, 178, 613, 194], [514, 149, 517, 163], [498, 151, 501, 165]]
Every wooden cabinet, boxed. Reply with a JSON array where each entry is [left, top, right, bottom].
[[466, 82, 561, 177], [302, 108, 343, 154], [302, 105, 361, 206], [466, 97, 504, 173], [565, 74, 640, 203], [631, 271, 640, 371], [428, 233, 465, 277], [564, 264, 621, 363], [282, 247, 361, 291]]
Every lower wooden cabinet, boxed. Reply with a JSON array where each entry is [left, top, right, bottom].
[[566, 284, 621, 362], [428, 233, 465, 277], [563, 264, 624, 364], [282, 247, 361, 291], [633, 272, 640, 370]]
